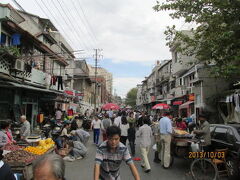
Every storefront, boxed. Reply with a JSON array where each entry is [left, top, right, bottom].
[[179, 101, 194, 117]]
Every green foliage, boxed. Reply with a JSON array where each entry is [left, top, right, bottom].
[[125, 88, 138, 107], [154, 0, 240, 78], [0, 46, 21, 57]]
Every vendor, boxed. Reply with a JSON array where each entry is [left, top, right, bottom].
[[56, 122, 71, 149], [20, 115, 31, 140], [193, 114, 211, 151], [0, 121, 15, 145], [60, 122, 71, 138], [176, 118, 187, 130]]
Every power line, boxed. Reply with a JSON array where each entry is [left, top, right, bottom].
[[73, 0, 98, 44], [38, 0, 83, 50], [54, 0, 92, 52], [32, 0, 77, 48], [61, 0, 96, 49], [69, 0, 97, 47]]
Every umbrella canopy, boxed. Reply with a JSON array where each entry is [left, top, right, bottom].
[[152, 103, 170, 110], [102, 103, 120, 110]]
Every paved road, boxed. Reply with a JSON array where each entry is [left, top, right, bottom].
[[65, 132, 194, 180]]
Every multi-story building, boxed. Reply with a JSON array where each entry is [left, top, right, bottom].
[[0, 3, 74, 128], [136, 30, 234, 122], [87, 64, 112, 110]]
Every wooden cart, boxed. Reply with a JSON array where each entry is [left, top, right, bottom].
[[172, 134, 195, 158]]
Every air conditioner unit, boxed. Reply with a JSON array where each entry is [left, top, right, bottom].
[[13, 59, 25, 71]]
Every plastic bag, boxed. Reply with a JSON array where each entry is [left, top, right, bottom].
[[191, 142, 199, 152], [152, 144, 157, 151]]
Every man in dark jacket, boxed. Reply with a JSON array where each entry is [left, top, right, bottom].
[[0, 149, 16, 180], [128, 123, 136, 156]]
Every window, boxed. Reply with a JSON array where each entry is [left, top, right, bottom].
[[180, 78, 182, 86], [213, 127, 228, 141], [210, 126, 215, 134], [235, 127, 240, 135], [226, 129, 236, 144], [174, 52, 178, 63]]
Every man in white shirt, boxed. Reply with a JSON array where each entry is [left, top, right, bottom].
[[55, 109, 62, 121], [113, 112, 122, 127], [138, 117, 152, 173], [20, 115, 31, 140], [107, 109, 113, 119], [91, 116, 102, 145]]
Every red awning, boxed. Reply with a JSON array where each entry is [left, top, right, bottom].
[[179, 101, 194, 109], [64, 90, 74, 96], [173, 101, 183, 105]]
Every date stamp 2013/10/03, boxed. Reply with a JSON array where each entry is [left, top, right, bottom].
[[189, 151, 225, 159]]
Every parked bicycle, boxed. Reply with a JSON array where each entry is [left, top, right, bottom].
[[190, 139, 218, 180]]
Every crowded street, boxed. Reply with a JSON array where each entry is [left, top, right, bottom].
[[64, 130, 228, 180], [65, 131, 191, 180]]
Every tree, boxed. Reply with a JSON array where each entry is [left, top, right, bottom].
[[125, 88, 138, 107], [154, 0, 240, 78]]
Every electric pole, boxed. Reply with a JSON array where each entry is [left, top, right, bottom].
[[93, 49, 102, 113]]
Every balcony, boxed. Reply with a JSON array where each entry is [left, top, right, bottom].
[[156, 94, 163, 100]]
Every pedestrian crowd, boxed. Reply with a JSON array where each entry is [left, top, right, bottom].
[[0, 107, 211, 180]]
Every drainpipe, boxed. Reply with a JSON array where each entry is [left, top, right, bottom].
[[201, 81, 203, 108]]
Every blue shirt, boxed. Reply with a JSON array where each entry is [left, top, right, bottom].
[[159, 116, 172, 135]]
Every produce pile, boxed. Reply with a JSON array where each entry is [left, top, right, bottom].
[[2, 144, 23, 151], [4, 149, 38, 164], [174, 129, 189, 135], [24, 138, 55, 155]]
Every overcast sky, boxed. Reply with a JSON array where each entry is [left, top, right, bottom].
[[2, 0, 188, 97]]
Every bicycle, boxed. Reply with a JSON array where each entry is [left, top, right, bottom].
[[190, 139, 218, 180]]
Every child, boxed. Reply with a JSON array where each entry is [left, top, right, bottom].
[[127, 123, 136, 156]]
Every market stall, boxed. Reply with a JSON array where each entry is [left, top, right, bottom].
[[2, 138, 55, 180], [172, 128, 194, 158]]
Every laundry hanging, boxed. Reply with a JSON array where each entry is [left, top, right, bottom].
[[11, 33, 21, 45]]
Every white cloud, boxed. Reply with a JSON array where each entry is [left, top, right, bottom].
[[113, 77, 143, 98], [1, 0, 189, 96]]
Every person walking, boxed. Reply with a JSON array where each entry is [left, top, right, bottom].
[[127, 112, 136, 126], [119, 116, 129, 145], [138, 117, 152, 173], [101, 114, 112, 141], [159, 112, 173, 169], [152, 118, 161, 163], [91, 116, 102, 145], [94, 126, 140, 180], [113, 111, 122, 127], [128, 123, 136, 156]]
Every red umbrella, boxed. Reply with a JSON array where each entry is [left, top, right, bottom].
[[102, 103, 120, 110], [152, 103, 170, 110]]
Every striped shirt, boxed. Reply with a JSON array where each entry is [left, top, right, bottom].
[[95, 141, 133, 180]]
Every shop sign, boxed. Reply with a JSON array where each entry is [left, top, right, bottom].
[[151, 96, 155, 102], [75, 91, 84, 97], [189, 94, 195, 101], [173, 101, 183, 105], [64, 90, 74, 96]]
